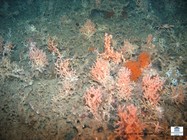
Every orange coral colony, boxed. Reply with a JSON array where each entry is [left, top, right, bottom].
[[138, 51, 150, 68], [124, 52, 151, 81], [125, 60, 141, 81]]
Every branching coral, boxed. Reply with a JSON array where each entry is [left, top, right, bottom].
[[80, 19, 96, 39], [29, 45, 48, 72], [142, 74, 164, 105], [90, 57, 111, 85], [55, 58, 71, 78], [101, 33, 122, 64], [170, 84, 186, 105], [84, 86, 102, 118], [47, 37, 61, 58], [0, 57, 28, 83], [115, 104, 145, 140], [55, 58, 77, 81], [121, 39, 139, 56], [116, 67, 133, 100]]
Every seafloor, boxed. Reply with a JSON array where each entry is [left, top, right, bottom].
[[0, 0, 186, 140]]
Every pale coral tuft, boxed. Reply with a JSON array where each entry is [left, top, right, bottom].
[[47, 37, 61, 58], [55, 58, 77, 81], [84, 86, 102, 118], [80, 19, 96, 38], [29, 45, 48, 72]]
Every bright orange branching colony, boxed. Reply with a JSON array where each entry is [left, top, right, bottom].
[[125, 60, 141, 81], [138, 51, 151, 68], [125, 51, 151, 81]]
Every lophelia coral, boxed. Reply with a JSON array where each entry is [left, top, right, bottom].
[[115, 104, 145, 140], [121, 39, 138, 56], [170, 84, 186, 105], [29, 45, 48, 72], [101, 33, 122, 64], [80, 19, 96, 38], [146, 34, 155, 48], [146, 34, 153, 46], [142, 74, 164, 105], [90, 57, 110, 85], [84, 86, 102, 118], [116, 67, 133, 100], [55, 58, 77, 81], [47, 37, 61, 58]]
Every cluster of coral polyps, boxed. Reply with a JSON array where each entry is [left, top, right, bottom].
[[84, 33, 166, 138], [55, 58, 77, 81], [80, 19, 96, 38], [47, 37, 61, 58], [28, 41, 48, 72]]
